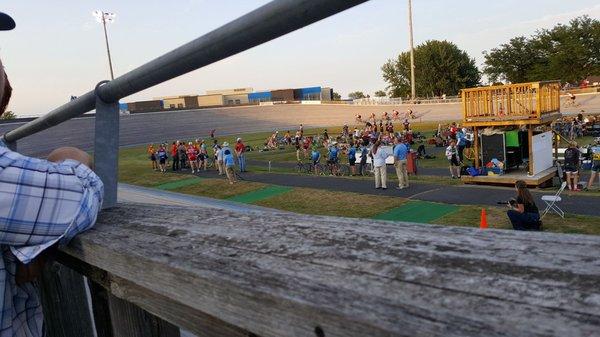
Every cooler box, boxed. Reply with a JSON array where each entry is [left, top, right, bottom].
[[407, 152, 418, 175]]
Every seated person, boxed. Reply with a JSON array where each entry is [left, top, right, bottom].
[[506, 180, 541, 231]]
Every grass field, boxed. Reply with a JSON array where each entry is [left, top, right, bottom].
[[118, 122, 600, 236]]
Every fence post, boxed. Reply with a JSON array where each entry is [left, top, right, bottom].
[[94, 80, 119, 209], [39, 262, 96, 337]]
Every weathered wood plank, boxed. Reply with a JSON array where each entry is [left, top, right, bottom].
[[109, 276, 252, 337], [39, 261, 95, 337], [108, 292, 180, 337], [60, 203, 600, 337]]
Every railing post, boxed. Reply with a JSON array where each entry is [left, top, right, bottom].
[[94, 80, 119, 209], [5, 140, 16, 151]]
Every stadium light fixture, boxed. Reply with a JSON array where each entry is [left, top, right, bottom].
[[93, 10, 116, 80]]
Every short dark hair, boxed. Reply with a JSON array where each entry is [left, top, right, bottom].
[[224, 149, 231, 155]]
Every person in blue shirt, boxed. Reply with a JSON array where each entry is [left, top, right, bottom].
[[347, 140, 357, 176], [223, 148, 236, 184], [310, 146, 321, 175], [393, 137, 409, 189], [327, 141, 339, 175], [157, 144, 169, 173]]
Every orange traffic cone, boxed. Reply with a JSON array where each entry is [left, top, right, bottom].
[[480, 208, 488, 229]]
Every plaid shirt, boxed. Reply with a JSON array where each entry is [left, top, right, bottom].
[[0, 142, 103, 337]]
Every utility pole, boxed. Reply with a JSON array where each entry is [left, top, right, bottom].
[[93, 11, 116, 80], [408, 0, 416, 101]]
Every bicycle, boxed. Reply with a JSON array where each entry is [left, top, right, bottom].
[[205, 156, 214, 169], [325, 161, 350, 176], [563, 100, 581, 108], [463, 147, 475, 161]]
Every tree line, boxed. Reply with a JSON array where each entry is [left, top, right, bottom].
[[366, 15, 599, 99]]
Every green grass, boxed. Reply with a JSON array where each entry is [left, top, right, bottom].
[[228, 185, 292, 203], [374, 201, 459, 223], [119, 147, 196, 187], [435, 205, 600, 235], [171, 178, 268, 200], [254, 187, 408, 218]]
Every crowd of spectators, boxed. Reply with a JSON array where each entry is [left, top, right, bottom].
[[146, 133, 248, 185]]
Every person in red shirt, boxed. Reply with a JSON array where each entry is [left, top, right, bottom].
[[235, 137, 247, 172], [171, 141, 179, 171], [187, 142, 198, 173]]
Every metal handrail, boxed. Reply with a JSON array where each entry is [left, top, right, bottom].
[[0, 0, 369, 208], [2, 0, 368, 144]]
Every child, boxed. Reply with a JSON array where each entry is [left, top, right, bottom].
[[157, 145, 168, 173], [223, 149, 236, 184], [147, 144, 157, 171], [445, 141, 461, 179]]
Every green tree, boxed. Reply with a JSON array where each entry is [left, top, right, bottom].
[[332, 92, 341, 100], [0, 110, 16, 120], [348, 91, 366, 100], [382, 40, 480, 98], [374, 90, 387, 97], [482, 36, 541, 83], [483, 16, 600, 84]]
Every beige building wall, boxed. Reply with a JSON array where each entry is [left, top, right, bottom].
[[197, 94, 224, 107], [163, 97, 186, 109], [223, 94, 249, 105], [206, 88, 253, 96]]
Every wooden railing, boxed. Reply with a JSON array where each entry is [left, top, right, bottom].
[[462, 81, 561, 126], [40, 203, 600, 337]]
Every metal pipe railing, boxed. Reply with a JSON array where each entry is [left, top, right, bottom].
[[2, 0, 368, 144]]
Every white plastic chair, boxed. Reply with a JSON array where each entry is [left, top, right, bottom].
[[541, 182, 567, 219]]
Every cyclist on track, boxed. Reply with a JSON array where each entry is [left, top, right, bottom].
[[382, 111, 389, 121]]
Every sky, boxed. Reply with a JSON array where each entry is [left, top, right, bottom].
[[1, 0, 599, 116]]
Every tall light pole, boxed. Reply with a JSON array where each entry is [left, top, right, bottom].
[[408, 0, 416, 101], [93, 10, 116, 80]]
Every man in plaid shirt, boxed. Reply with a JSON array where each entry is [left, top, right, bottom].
[[0, 13, 104, 336]]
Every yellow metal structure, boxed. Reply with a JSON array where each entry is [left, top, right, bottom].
[[461, 81, 561, 180], [462, 81, 561, 127]]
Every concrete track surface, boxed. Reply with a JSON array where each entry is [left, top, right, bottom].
[[2, 93, 600, 157]]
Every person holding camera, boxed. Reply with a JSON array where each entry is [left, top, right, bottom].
[[506, 180, 541, 231]]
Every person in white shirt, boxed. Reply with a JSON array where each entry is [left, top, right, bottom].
[[445, 141, 461, 179], [370, 141, 392, 189], [215, 144, 224, 175]]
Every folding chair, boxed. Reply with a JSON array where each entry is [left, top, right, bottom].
[[541, 181, 567, 219]]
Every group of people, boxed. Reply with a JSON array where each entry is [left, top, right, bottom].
[[147, 137, 248, 184]]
